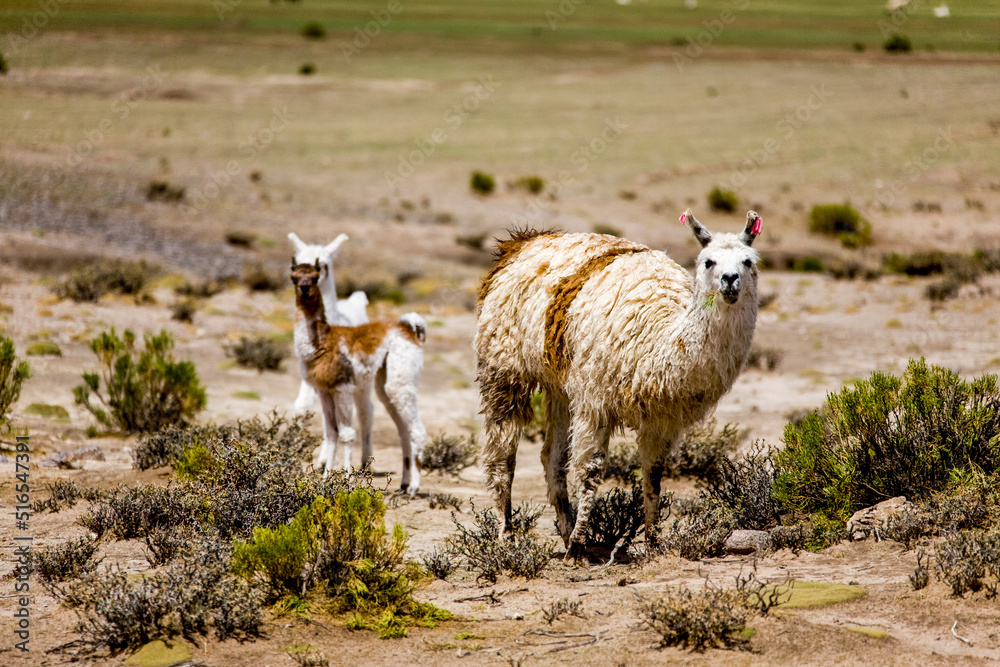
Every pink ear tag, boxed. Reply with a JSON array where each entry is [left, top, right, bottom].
[[679, 213, 687, 225], [751, 216, 763, 235]]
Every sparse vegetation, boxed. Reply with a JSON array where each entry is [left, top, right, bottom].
[[26, 340, 62, 356], [447, 503, 553, 583], [31, 479, 83, 513], [541, 598, 584, 624], [659, 498, 737, 560], [509, 175, 545, 194], [428, 492, 463, 512], [470, 171, 495, 195], [225, 230, 255, 247], [74, 329, 206, 434], [421, 433, 478, 475], [299, 63, 316, 75], [745, 344, 783, 371], [243, 264, 282, 291], [171, 298, 197, 323], [31, 536, 102, 582], [224, 335, 288, 373], [301, 22, 326, 39], [707, 187, 739, 213], [146, 180, 185, 202], [809, 204, 872, 248], [55, 259, 156, 302], [0, 335, 30, 427], [640, 582, 751, 652]]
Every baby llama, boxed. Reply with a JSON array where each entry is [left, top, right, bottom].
[[289, 232, 369, 413], [475, 209, 762, 558], [291, 259, 427, 494]]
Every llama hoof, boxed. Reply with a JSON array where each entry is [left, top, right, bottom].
[[564, 542, 588, 564]]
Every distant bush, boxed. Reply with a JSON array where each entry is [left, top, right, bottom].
[[659, 498, 737, 560], [301, 22, 326, 39], [421, 547, 455, 580], [225, 335, 288, 373], [542, 598, 584, 624], [243, 264, 282, 291], [0, 52, 8, 75], [31, 479, 83, 513], [26, 341, 62, 356], [774, 360, 1000, 523], [672, 417, 744, 479], [592, 223, 623, 237], [175, 279, 226, 298], [171, 298, 197, 323], [73, 328, 206, 434], [509, 175, 545, 195], [789, 256, 825, 273], [744, 344, 783, 371], [883, 33, 912, 53], [707, 187, 739, 213], [225, 231, 255, 248], [55, 259, 156, 302], [448, 503, 553, 583], [809, 204, 872, 248], [470, 171, 495, 195], [0, 336, 30, 426], [299, 63, 316, 75], [146, 180, 185, 202], [421, 433, 478, 475], [925, 279, 961, 302], [934, 530, 1000, 597]]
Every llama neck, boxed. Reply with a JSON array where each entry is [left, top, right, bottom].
[[677, 282, 758, 385], [294, 295, 327, 359], [319, 272, 340, 323]]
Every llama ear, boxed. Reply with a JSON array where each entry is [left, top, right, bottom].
[[324, 233, 349, 258], [288, 232, 307, 253], [291, 256, 297, 269], [741, 211, 762, 246], [680, 209, 712, 248]]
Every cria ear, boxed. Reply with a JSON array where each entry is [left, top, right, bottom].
[[741, 211, 762, 247], [290, 256, 297, 270], [288, 232, 307, 253], [324, 233, 349, 258], [680, 209, 713, 248]]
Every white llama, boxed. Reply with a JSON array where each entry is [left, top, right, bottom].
[[288, 232, 370, 414], [291, 259, 427, 494], [475, 209, 762, 558]]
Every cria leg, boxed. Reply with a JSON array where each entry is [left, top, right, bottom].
[[294, 358, 318, 414], [375, 366, 427, 496], [333, 387, 356, 473], [318, 391, 338, 477], [540, 390, 573, 547], [566, 416, 612, 560], [354, 381, 375, 470]]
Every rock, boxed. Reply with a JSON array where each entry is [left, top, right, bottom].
[[846, 496, 910, 541], [47, 446, 105, 469], [724, 529, 770, 555]]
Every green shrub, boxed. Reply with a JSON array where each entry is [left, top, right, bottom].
[[171, 298, 197, 323], [421, 433, 478, 475], [299, 63, 316, 75], [224, 335, 288, 373], [470, 171, 495, 195], [232, 491, 449, 637], [707, 187, 739, 213], [883, 33, 912, 53], [808, 204, 872, 248], [301, 22, 326, 39], [55, 259, 156, 302], [789, 256, 825, 273], [774, 360, 1000, 523], [243, 264, 282, 291], [73, 328, 206, 434], [509, 175, 545, 195], [26, 340, 61, 356], [0, 336, 30, 427], [31, 536, 101, 582]]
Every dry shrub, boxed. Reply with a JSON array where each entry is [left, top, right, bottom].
[[421, 433, 478, 475], [224, 335, 288, 373], [32, 536, 102, 582], [55, 259, 156, 302], [640, 584, 751, 652], [448, 503, 553, 583]]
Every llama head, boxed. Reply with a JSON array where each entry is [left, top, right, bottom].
[[681, 209, 761, 305], [290, 259, 327, 307], [288, 233, 349, 284]]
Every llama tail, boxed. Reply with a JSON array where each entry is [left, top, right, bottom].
[[398, 312, 426, 344]]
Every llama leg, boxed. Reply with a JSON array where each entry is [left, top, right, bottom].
[[566, 415, 612, 560], [317, 391, 339, 477], [354, 381, 375, 470], [333, 387, 356, 473], [637, 431, 671, 549], [540, 390, 573, 547], [375, 366, 427, 496]]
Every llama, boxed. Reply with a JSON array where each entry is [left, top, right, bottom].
[[475, 209, 762, 558], [291, 259, 427, 494], [288, 232, 369, 414]]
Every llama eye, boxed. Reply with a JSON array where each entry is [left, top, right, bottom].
[[743, 259, 753, 268], [704, 259, 715, 269]]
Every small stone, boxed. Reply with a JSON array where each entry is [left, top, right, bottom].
[[724, 529, 770, 554], [846, 496, 910, 541]]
